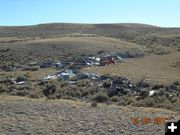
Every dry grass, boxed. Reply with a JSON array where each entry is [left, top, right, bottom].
[[0, 96, 179, 135], [0, 95, 177, 116], [0, 68, 57, 80], [3, 36, 146, 53], [84, 52, 180, 84]]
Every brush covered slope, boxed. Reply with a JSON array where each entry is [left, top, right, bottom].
[[0, 23, 180, 135]]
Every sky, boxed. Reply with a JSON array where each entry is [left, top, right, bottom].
[[0, 0, 179, 27]]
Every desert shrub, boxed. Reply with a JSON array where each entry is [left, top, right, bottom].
[[136, 97, 155, 107], [77, 79, 89, 87], [91, 101, 98, 107], [81, 90, 89, 97], [102, 80, 111, 88], [155, 49, 170, 55], [119, 95, 137, 106], [86, 86, 100, 95], [173, 81, 180, 86], [111, 96, 119, 102], [16, 89, 29, 96], [15, 85, 28, 91], [144, 98, 156, 107], [138, 89, 149, 99], [22, 66, 38, 71], [57, 85, 82, 99], [0, 48, 10, 52], [54, 88, 62, 99], [107, 89, 118, 97], [136, 95, 174, 109], [152, 84, 164, 90], [9, 84, 32, 96], [173, 99, 180, 112], [177, 45, 180, 51], [122, 88, 131, 95], [153, 95, 167, 103], [154, 100, 172, 109], [169, 97, 178, 104], [94, 92, 109, 103], [2, 65, 15, 72], [60, 81, 68, 87], [0, 84, 7, 93], [29, 86, 43, 98], [157, 88, 165, 96], [47, 94, 56, 100], [16, 75, 27, 82], [42, 80, 58, 97]]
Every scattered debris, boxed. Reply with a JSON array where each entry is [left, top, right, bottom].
[[57, 69, 76, 81], [54, 62, 65, 69], [149, 90, 155, 96], [44, 74, 58, 81], [28, 62, 38, 67], [14, 81, 25, 85], [40, 60, 54, 68]]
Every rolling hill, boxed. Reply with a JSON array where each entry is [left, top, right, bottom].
[[0, 23, 180, 84], [0, 23, 180, 135]]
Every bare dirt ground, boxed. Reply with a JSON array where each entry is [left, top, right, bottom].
[[0, 96, 178, 135]]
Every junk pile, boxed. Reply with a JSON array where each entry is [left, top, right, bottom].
[[1, 51, 142, 72]]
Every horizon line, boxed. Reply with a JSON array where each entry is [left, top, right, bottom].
[[1, 22, 179, 28]]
